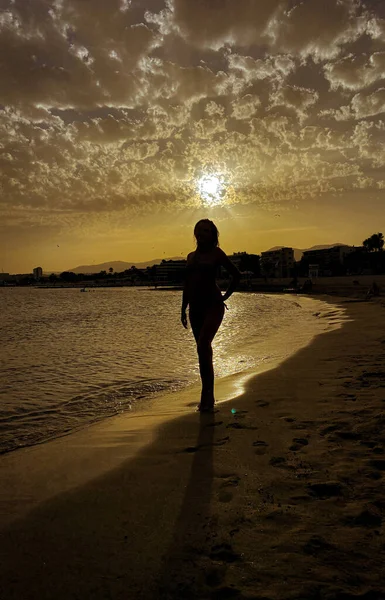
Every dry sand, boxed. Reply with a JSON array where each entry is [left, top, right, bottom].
[[1, 295, 385, 600]]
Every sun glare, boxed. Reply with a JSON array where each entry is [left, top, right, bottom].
[[197, 175, 224, 206]]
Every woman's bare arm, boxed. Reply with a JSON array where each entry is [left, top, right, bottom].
[[217, 248, 241, 301], [181, 253, 192, 328], [181, 282, 189, 312], [181, 252, 193, 312]]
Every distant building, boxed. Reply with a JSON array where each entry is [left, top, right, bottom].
[[302, 245, 355, 275], [228, 252, 247, 269], [260, 247, 294, 278], [308, 264, 319, 279], [218, 252, 247, 278], [156, 259, 187, 282], [33, 267, 43, 280]]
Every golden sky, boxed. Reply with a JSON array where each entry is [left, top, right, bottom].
[[1, 0, 384, 273]]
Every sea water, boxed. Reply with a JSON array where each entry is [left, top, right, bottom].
[[0, 287, 348, 453]]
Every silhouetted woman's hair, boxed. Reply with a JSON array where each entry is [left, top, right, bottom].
[[194, 219, 219, 249]]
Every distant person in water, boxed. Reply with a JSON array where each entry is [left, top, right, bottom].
[[181, 219, 241, 413]]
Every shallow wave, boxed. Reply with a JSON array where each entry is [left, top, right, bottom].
[[0, 378, 184, 454]]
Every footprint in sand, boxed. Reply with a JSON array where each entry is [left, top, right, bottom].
[[226, 422, 258, 430], [269, 456, 287, 467], [182, 436, 230, 453], [253, 440, 268, 455], [289, 437, 309, 451], [280, 416, 296, 423], [360, 440, 377, 448], [319, 424, 341, 436], [217, 474, 240, 502], [343, 507, 382, 528], [307, 481, 345, 498], [209, 542, 241, 563], [255, 400, 270, 407], [288, 424, 308, 431], [337, 393, 357, 401], [220, 475, 241, 488], [214, 437, 231, 446]]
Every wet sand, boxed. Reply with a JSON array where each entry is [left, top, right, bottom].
[[1, 295, 385, 600]]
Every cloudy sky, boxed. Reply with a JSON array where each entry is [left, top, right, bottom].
[[1, 0, 384, 273]]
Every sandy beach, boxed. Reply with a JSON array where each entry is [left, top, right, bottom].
[[1, 294, 385, 600]]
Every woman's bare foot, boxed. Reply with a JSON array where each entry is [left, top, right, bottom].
[[197, 403, 217, 413]]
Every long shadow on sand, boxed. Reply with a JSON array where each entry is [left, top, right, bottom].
[[156, 412, 216, 598], [0, 408, 220, 600]]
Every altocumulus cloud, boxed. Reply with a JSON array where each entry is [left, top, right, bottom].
[[0, 0, 384, 231]]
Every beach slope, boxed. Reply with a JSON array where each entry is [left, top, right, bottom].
[[1, 297, 385, 600]]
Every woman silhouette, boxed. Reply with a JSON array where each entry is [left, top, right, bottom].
[[181, 219, 241, 412]]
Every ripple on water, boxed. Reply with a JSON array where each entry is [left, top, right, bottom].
[[0, 288, 347, 453]]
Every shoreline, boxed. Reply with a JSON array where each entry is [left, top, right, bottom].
[[3, 273, 384, 298], [0, 292, 344, 459], [0, 294, 341, 525], [1, 295, 385, 598]]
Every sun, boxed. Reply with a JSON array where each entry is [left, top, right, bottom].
[[197, 175, 224, 206]]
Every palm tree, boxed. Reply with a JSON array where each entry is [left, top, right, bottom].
[[362, 233, 384, 274], [363, 233, 384, 252], [373, 233, 384, 252]]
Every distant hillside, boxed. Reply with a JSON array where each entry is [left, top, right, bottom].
[[266, 246, 304, 261], [64, 257, 185, 274], [46, 244, 351, 274], [304, 243, 347, 251], [266, 243, 348, 262]]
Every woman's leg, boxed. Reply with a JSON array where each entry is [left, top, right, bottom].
[[193, 303, 225, 409], [189, 308, 205, 346]]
